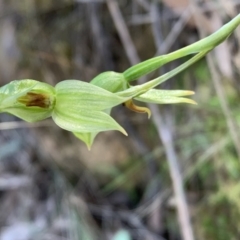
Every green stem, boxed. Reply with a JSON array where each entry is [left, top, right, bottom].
[[123, 14, 240, 82]]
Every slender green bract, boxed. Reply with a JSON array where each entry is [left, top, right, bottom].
[[0, 14, 239, 149]]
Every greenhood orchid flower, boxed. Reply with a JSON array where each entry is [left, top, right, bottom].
[[0, 78, 196, 149], [0, 80, 55, 122], [74, 71, 197, 148], [0, 14, 239, 149]]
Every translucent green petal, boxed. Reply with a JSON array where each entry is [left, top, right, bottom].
[[72, 109, 112, 149], [0, 79, 38, 95], [52, 107, 127, 135], [0, 80, 38, 107], [55, 80, 127, 111], [3, 106, 52, 122], [135, 89, 197, 105], [73, 132, 98, 150]]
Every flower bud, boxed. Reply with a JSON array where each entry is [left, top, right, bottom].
[[91, 71, 128, 92]]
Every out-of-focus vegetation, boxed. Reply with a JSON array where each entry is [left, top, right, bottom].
[[0, 1, 240, 240]]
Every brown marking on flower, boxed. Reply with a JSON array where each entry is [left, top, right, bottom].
[[123, 99, 151, 118], [18, 92, 51, 108]]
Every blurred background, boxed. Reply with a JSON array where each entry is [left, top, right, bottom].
[[0, 0, 240, 239]]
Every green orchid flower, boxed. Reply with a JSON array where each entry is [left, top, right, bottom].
[[73, 71, 196, 148], [0, 79, 55, 122], [0, 14, 239, 149], [0, 77, 196, 149]]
